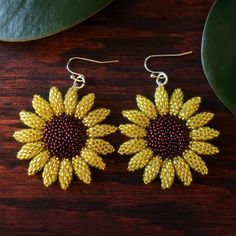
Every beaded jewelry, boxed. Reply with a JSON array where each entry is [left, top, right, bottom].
[[13, 57, 118, 190], [118, 51, 220, 189]]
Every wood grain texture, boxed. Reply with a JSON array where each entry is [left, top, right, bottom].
[[0, 0, 235, 235]]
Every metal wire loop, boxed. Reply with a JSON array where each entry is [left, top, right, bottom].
[[151, 72, 168, 86], [70, 74, 86, 89]]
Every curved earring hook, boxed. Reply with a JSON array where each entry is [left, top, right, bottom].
[[66, 57, 119, 75], [66, 57, 119, 89], [144, 51, 193, 86]]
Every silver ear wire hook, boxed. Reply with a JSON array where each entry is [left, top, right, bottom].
[[66, 57, 119, 89], [144, 51, 193, 86]]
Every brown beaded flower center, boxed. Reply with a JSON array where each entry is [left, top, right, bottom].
[[146, 115, 190, 158], [43, 114, 87, 158]]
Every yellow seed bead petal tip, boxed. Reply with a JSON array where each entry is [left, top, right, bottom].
[[119, 124, 146, 138], [169, 88, 184, 116], [154, 85, 169, 116], [136, 95, 157, 119], [190, 127, 220, 141], [83, 108, 110, 127], [64, 87, 78, 116], [72, 156, 91, 184], [86, 138, 114, 155], [128, 148, 153, 171], [87, 124, 117, 138], [118, 139, 147, 155], [58, 159, 73, 190], [32, 95, 54, 121], [20, 111, 46, 129], [75, 93, 95, 119], [143, 156, 162, 184], [187, 112, 214, 129], [49, 87, 64, 116], [122, 110, 150, 127], [190, 141, 219, 155], [183, 150, 208, 175], [160, 159, 175, 189], [81, 148, 106, 170], [17, 142, 45, 160], [28, 150, 50, 176], [173, 157, 192, 186], [13, 129, 43, 143], [42, 157, 60, 187], [178, 97, 201, 120]]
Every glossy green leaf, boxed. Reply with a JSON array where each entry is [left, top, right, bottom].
[[0, 0, 113, 42], [202, 0, 236, 114]]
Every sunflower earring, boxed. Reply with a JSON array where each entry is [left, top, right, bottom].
[[118, 51, 220, 189], [13, 57, 118, 190]]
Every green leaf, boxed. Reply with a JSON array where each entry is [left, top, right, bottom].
[[0, 0, 113, 42], [201, 0, 236, 114]]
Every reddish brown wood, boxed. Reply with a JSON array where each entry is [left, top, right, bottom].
[[0, 1, 235, 235]]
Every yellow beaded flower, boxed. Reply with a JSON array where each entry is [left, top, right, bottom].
[[13, 87, 116, 190], [118, 86, 219, 189]]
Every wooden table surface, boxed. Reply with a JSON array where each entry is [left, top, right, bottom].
[[0, 0, 235, 235]]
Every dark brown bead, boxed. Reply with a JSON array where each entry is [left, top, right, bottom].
[[146, 115, 190, 158], [43, 114, 87, 158]]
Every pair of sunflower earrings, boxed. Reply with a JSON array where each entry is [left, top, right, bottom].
[[13, 51, 220, 190]]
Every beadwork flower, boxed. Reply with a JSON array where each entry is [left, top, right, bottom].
[[118, 86, 219, 189], [13, 87, 116, 190]]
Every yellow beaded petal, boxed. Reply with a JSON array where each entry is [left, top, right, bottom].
[[17, 142, 45, 160], [58, 158, 73, 190], [75, 93, 95, 119], [72, 156, 91, 184], [86, 138, 114, 155], [118, 139, 147, 155], [49, 87, 64, 116], [122, 110, 150, 127], [160, 159, 175, 189], [173, 157, 192, 186], [128, 148, 153, 171], [32, 95, 54, 121], [187, 112, 214, 129], [64, 87, 78, 116], [20, 111, 46, 129], [183, 150, 208, 175], [136, 95, 157, 119], [119, 124, 146, 138], [190, 141, 219, 155], [87, 124, 117, 138], [83, 108, 110, 127], [178, 97, 201, 120], [42, 157, 60, 187], [169, 88, 184, 116], [190, 127, 220, 141], [154, 85, 169, 115], [81, 148, 106, 170], [143, 156, 162, 184], [13, 129, 43, 143], [28, 150, 50, 175]]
